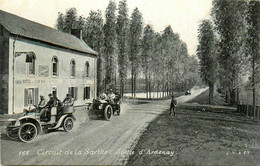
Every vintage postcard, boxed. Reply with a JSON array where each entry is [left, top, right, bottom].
[[0, 0, 259, 165]]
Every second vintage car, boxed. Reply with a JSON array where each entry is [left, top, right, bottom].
[[88, 93, 121, 120]]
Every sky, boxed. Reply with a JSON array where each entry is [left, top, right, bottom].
[[0, 0, 212, 55]]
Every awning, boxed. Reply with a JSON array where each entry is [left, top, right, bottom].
[[15, 51, 36, 62]]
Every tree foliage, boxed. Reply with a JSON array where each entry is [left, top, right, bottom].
[[85, 10, 105, 94], [129, 8, 143, 96], [104, 0, 117, 91], [211, 0, 249, 104], [117, 0, 129, 96], [197, 19, 217, 104], [55, 1, 200, 99]]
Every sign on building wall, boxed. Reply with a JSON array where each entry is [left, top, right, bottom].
[[39, 65, 49, 77]]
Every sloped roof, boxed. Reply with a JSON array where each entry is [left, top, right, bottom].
[[0, 10, 97, 56]]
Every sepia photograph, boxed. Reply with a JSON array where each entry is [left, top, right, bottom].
[[0, 0, 259, 165]]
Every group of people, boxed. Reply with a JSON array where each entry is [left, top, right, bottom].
[[37, 93, 74, 109], [99, 89, 116, 102], [25, 93, 74, 121]]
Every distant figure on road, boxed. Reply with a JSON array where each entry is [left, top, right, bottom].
[[169, 95, 177, 116]]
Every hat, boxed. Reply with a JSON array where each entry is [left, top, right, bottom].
[[40, 94, 44, 97], [48, 93, 53, 97]]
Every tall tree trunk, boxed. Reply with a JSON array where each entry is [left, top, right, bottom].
[[146, 72, 148, 99], [252, 55, 256, 117], [131, 67, 134, 97], [209, 82, 214, 104]]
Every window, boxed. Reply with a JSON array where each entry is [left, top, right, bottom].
[[85, 61, 90, 77], [68, 87, 78, 101], [25, 52, 36, 75], [84, 87, 90, 100], [52, 56, 58, 76], [28, 59, 35, 75], [70, 59, 76, 77], [24, 88, 39, 106]]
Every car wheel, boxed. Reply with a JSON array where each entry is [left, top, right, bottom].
[[18, 123, 38, 143], [6, 128, 18, 139], [63, 117, 74, 132], [104, 105, 113, 120]]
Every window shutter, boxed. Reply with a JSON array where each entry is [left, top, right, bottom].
[[24, 88, 28, 107], [87, 87, 90, 99], [34, 88, 39, 105], [83, 87, 86, 100], [75, 87, 78, 101], [68, 87, 71, 96]]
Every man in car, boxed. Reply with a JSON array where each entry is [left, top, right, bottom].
[[23, 94, 47, 114], [169, 95, 177, 116], [41, 93, 62, 121], [107, 89, 116, 104], [62, 94, 74, 106], [46, 93, 62, 108], [99, 92, 108, 102], [38, 94, 47, 109]]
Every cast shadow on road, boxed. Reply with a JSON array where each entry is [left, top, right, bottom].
[[1, 128, 68, 143], [1, 134, 19, 142]]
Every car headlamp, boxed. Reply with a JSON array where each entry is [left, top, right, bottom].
[[98, 104, 103, 110]]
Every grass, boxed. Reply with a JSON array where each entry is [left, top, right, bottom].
[[187, 89, 227, 105], [126, 108, 260, 165]]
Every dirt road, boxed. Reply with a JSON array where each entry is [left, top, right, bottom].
[[0, 89, 206, 165]]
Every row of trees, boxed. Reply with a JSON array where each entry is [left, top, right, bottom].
[[197, 0, 259, 105], [56, 0, 200, 97]]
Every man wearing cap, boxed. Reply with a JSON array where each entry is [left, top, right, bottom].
[[107, 89, 115, 100], [62, 94, 74, 106], [169, 95, 177, 116], [23, 94, 47, 114], [38, 94, 47, 109], [46, 93, 62, 108]]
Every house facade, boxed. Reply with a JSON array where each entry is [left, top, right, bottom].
[[0, 10, 98, 114]]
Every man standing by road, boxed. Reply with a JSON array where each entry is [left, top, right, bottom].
[[169, 95, 177, 116]]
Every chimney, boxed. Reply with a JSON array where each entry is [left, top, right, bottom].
[[71, 29, 82, 40]]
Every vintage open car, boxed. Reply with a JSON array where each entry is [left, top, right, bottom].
[[88, 93, 121, 121], [6, 106, 76, 143]]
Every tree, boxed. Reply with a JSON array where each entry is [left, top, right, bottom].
[[197, 19, 217, 104], [56, 12, 65, 31], [129, 8, 143, 97], [246, 1, 260, 115], [212, 0, 249, 104], [116, 0, 129, 96], [104, 0, 117, 91], [85, 10, 105, 95], [141, 24, 154, 98], [64, 7, 78, 33]]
